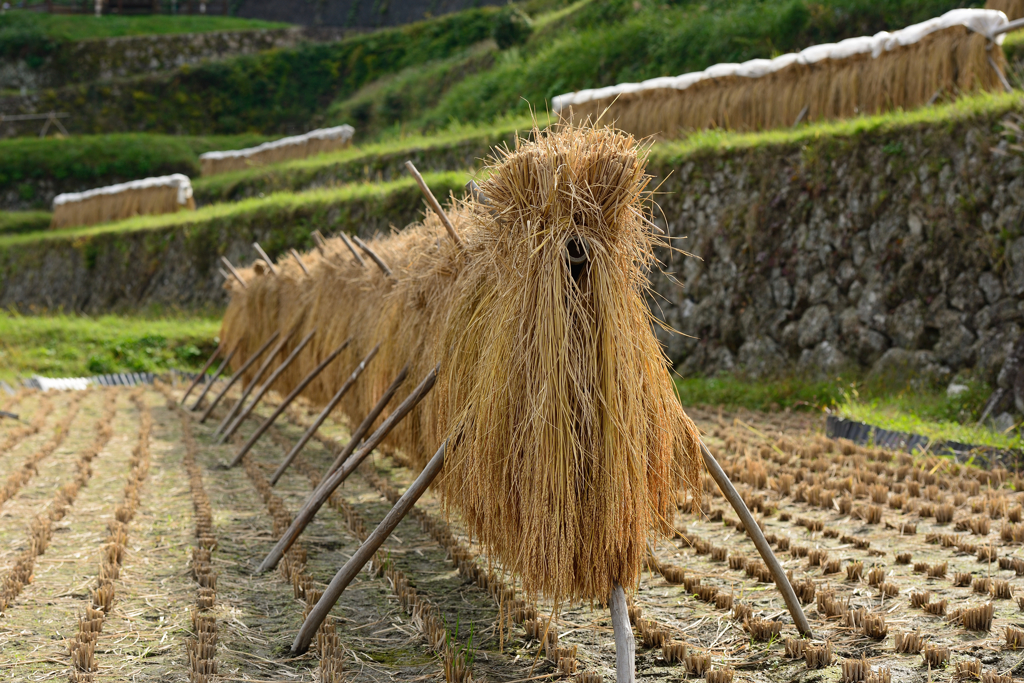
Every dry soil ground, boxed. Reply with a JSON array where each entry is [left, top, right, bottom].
[[0, 385, 1021, 683]]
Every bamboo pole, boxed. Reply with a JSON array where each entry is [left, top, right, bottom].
[[351, 235, 393, 277], [220, 255, 248, 289], [290, 248, 310, 275], [312, 230, 327, 256], [200, 331, 280, 423], [253, 242, 278, 275], [291, 440, 446, 654], [212, 328, 294, 433], [229, 337, 350, 466], [257, 366, 438, 573], [405, 160, 464, 249], [218, 328, 317, 444], [321, 365, 408, 479], [338, 233, 366, 267], [180, 343, 222, 405], [609, 583, 635, 683], [190, 345, 238, 411], [700, 439, 813, 637], [270, 343, 380, 486]]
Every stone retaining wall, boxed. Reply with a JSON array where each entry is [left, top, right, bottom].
[[647, 101, 1024, 391]]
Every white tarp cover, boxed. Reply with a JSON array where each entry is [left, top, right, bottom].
[[52, 174, 193, 209], [551, 9, 1009, 112], [198, 125, 356, 162]]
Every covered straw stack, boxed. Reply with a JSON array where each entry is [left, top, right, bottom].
[[50, 174, 195, 230], [553, 9, 1010, 139], [219, 124, 703, 603], [199, 125, 355, 176]]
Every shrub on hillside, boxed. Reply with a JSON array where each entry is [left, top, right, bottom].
[[492, 6, 533, 50]]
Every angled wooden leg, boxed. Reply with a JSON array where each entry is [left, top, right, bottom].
[[190, 345, 237, 411], [321, 365, 408, 479], [218, 328, 316, 444], [700, 439, 813, 637], [180, 344, 221, 405], [257, 366, 437, 574], [609, 583, 635, 683], [291, 440, 446, 654], [270, 344, 380, 486], [213, 328, 295, 436], [225, 332, 339, 464], [200, 331, 280, 423]]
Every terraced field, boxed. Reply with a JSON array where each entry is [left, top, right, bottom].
[[0, 383, 1022, 682]]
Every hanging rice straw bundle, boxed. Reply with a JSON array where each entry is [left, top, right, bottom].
[[50, 174, 195, 230], [554, 9, 1010, 139], [987, 0, 1024, 22], [199, 125, 355, 176], [219, 123, 703, 603]]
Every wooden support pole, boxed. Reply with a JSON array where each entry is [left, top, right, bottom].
[[270, 343, 380, 486], [218, 328, 317, 444], [212, 328, 294, 433], [312, 230, 327, 256], [257, 366, 438, 574], [220, 255, 248, 289], [200, 331, 280, 423], [253, 242, 278, 275], [609, 583, 635, 683], [290, 248, 310, 275], [190, 345, 238, 411], [351, 235, 393, 277], [405, 160, 464, 249], [229, 337, 350, 467], [180, 344, 222, 405], [321, 364, 408, 479], [291, 440, 446, 654], [338, 233, 366, 267], [700, 439, 813, 637]]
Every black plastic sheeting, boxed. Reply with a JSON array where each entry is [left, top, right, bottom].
[[826, 415, 1023, 470]]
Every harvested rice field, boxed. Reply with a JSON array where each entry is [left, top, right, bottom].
[[2, 384, 1023, 683]]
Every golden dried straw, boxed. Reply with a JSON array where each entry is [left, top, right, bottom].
[[219, 123, 703, 602], [563, 25, 1008, 139]]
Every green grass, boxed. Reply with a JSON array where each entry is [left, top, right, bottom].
[[192, 117, 529, 202], [0, 311, 221, 382], [838, 395, 1023, 450], [0, 11, 287, 43], [676, 369, 1020, 450], [0, 210, 51, 235], [0, 170, 470, 249], [0, 133, 270, 208]]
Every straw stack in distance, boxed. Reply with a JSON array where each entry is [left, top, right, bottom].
[[199, 125, 355, 176], [219, 124, 703, 603], [50, 174, 195, 230], [554, 9, 1010, 139]]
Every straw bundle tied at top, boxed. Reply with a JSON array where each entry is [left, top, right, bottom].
[[219, 124, 703, 602], [50, 174, 195, 230], [555, 9, 1010, 139]]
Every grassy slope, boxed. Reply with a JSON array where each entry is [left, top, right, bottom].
[[0, 312, 220, 382], [1, 12, 288, 41], [0, 210, 50, 235], [0, 171, 470, 250], [0, 133, 270, 205], [192, 118, 529, 203]]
